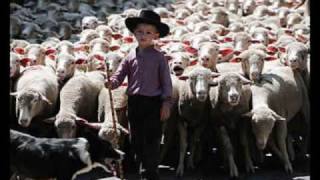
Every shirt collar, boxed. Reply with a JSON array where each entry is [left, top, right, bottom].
[[135, 45, 155, 55]]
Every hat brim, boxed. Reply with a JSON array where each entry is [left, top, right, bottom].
[[125, 17, 170, 38]]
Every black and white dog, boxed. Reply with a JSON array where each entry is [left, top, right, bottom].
[[10, 128, 124, 180]]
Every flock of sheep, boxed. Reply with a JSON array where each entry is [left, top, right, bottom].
[[10, 0, 310, 179]]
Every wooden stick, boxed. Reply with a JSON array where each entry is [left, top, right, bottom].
[[105, 63, 124, 180]]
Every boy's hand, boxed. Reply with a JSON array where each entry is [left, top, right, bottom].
[[105, 80, 112, 89], [160, 104, 171, 122]]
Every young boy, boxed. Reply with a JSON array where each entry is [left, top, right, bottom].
[[105, 10, 172, 180]]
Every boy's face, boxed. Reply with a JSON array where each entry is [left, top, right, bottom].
[[133, 23, 160, 48]]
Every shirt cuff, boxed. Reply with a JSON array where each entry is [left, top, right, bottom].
[[162, 97, 173, 109]]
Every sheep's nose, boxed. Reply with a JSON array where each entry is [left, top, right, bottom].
[[230, 94, 239, 101], [290, 58, 297, 62]]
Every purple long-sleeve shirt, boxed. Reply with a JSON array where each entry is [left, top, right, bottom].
[[109, 46, 172, 106]]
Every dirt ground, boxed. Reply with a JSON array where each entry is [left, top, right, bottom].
[[122, 153, 310, 180]]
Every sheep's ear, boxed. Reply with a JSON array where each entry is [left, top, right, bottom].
[[239, 75, 253, 85], [10, 92, 19, 96], [178, 75, 189, 81], [39, 93, 52, 105], [43, 116, 56, 123]]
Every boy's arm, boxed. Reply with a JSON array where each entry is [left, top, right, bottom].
[[108, 57, 129, 89], [159, 54, 173, 108]]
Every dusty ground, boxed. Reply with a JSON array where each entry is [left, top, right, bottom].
[[122, 153, 310, 180]]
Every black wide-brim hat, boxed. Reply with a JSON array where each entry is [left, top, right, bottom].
[[125, 9, 170, 38]]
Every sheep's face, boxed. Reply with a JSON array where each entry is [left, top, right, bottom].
[[241, 53, 265, 83], [211, 10, 228, 26], [106, 53, 123, 75], [175, 9, 190, 20], [249, 107, 285, 150], [180, 68, 217, 102], [25, 45, 45, 66], [82, 17, 99, 30], [91, 42, 109, 53], [56, 43, 74, 55], [294, 26, 309, 43], [170, 54, 189, 76], [285, 44, 308, 71], [14, 90, 47, 127], [226, 1, 239, 14], [80, 32, 99, 44], [253, 6, 269, 17], [55, 114, 77, 138], [233, 35, 251, 54], [56, 54, 76, 81], [242, 0, 256, 15], [287, 14, 302, 29], [97, 29, 113, 42], [229, 22, 244, 33], [278, 8, 290, 27], [219, 74, 243, 106], [198, 46, 219, 69], [252, 30, 269, 46], [10, 53, 20, 78], [190, 73, 211, 102]]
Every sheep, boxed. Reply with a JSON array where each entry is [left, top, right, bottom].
[[159, 75, 182, 165], [210, 7, 230, 27], [243, 66, 310, 173], [78, 29, 100, 44], [44, 71, 105, 138], [292, 23, 309, 43], [197, 42, 220, 72], [104, 52, 125, 75], [208, 72, 254, 177], [86, 38, 110, 71], [23, 44, 46, 66], [174, 66, 220, 176], [95, 25, 113, 43], [237, 49, 266, 83], [10, 52, 22, 130], [282, 42, 309, 88], [224, 0, 240, 14], [10, 52, 22, 79], [10, 39, 30, 54], [250, 27, 270, 46], [96, 87, 129, 147], [277, 7, 291, 27], [55, 53, 78, 84], [228, 21, 245, 33], [55, 40, 75, 56], [242, 0, 257, 16], [232, 32, 252, 55], [287, 12, 303, 28], [169, 52, 190, 76], [11, 65, 59, 128], [81, 16, 103, 30]]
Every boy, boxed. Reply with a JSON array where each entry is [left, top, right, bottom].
[[105, 10, 172, 180]]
